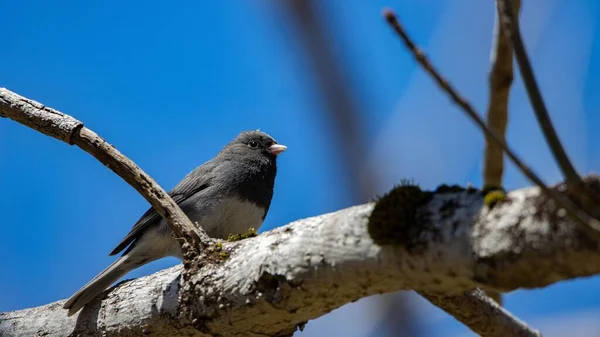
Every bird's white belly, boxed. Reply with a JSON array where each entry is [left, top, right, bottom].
[[188, 197, 265, 239]]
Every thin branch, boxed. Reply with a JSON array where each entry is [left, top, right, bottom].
[[0, 88, 209, 256], [421, 290, 541, 337], [483, 0, 521, 190], [283, 2, 419, 335], [284, 0, 377, 202], [496, 0, 581, 186], [382, 9, 600, 241]]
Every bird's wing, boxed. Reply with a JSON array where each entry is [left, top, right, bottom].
[[108, 161, 217, 256]]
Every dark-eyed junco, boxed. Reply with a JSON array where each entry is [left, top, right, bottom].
[[63, 130, 286, 316]]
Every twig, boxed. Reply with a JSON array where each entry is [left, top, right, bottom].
[[421, 290, 542, 337], [483, 0, 521, 190], [496, 0, 581, 186], [382, 9, 600, 240], [0, 88, 209, 255]]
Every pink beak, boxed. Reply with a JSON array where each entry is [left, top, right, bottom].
[[268, 144, 287, 156]]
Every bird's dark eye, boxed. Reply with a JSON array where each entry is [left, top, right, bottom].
[[248, 140, 259, 148]]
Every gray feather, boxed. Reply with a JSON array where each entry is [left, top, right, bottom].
[[63, 255, 130, 316]]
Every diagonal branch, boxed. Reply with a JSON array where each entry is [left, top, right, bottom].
[[285, 0, 376, 203], [421, 289, 540, 337], [4, 178, 598, 336], [0, 88, 209, 257], [382, 9, 600, 242]]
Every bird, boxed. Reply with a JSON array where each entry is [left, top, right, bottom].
[[63, 130, 286, 316]]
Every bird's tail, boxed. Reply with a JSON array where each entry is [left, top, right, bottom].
[[63, 255, 135, 316]]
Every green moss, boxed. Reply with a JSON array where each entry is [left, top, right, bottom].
[[368, 182, 433, 246], [484, 190, 506, 208], [227, 227, 258, 242], [204, 241, 230, 263]]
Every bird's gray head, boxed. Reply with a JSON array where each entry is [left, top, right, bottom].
[[221, 130, 287, 160]]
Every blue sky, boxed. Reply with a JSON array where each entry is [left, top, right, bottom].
[[1, 1, 599, 336]]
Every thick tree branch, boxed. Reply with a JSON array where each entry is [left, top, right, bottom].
[[4, 178, 599, 336], [0, 88, 209, 256]]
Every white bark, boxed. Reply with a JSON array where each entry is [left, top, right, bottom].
[[0, 268, 185, 336], [3, 179, 599, 336]]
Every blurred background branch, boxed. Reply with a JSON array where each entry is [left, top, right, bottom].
[[282, 0, 376, 202], [281, 1, 423, 336], [484, 0, 521, 191]]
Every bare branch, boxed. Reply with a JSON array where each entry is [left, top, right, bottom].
[[0, 88, 209, 256], [496, 0, 581, 186], [421, 289, 541, 337], [3, 179, 599, 336], [483, 0, 521, 190], [284, 0, 376, 202], [382, 9, 600, 241]]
